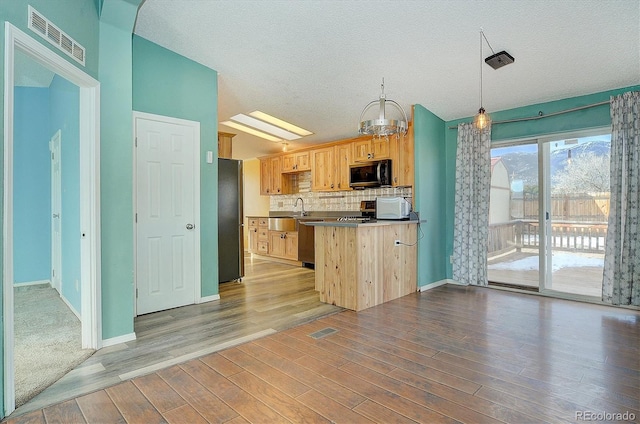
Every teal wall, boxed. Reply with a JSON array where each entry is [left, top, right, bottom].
[[413, 105, 448, 287], [50, 75, 81, 312], [13, 87, 50, 284], [97, 0, 140, 340], [132, 35, 220, 297], [442, 85, 640, 279]]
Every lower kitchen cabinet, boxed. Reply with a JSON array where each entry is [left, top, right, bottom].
[[268, 230, 298, 260], [247, 217, 270, 254], [247, 218, 259, 253]]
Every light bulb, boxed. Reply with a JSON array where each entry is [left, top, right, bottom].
[[474, 107, 491, 130]]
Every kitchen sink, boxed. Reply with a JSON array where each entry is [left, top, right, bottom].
[[268, 217, 297, 232]]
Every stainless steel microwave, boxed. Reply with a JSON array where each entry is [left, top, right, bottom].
[[349, 160, 391, 188]]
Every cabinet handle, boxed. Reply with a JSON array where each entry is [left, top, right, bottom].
[[330, 183, 334, 189]]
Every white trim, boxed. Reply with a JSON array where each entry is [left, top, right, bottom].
[[418, 278, 465, 293], [132, 111, 202, 316], [13, 280, 51, 287], [60, 293, 81, 320], [3, 23, 101, 415], [101, 332, 136, 348], [197, 294, 221, 304]]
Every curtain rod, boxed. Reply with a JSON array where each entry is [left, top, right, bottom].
[[447, 100, 609, 129]]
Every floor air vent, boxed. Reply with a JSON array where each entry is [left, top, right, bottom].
[[308, 327, 338, 339], [28, 6, 86, 66]]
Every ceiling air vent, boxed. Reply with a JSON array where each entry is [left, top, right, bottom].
[[27, 6, 86, 66]]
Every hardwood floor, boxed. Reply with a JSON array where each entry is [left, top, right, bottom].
[[5, 279, 639, 423]]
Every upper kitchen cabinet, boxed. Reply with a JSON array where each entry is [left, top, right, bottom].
[[311, 144, 352, 191], [392, 120, 414, 187], [218, 131, 235, 159], [352, 136, 391, 162], [311, 146, 336, 191], [334, 143, 352, 191], [282, 151, 310, 173], [260, 156, 290, 195]]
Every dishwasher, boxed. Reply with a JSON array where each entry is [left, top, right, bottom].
[[296, 219, 316, 268]]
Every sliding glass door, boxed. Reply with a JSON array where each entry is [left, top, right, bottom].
[[487, 131, 610, 298], [487, 142, 540, 290], [544, 135, 610, 296]]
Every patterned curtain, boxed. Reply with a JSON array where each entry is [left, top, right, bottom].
[[452, 123, 491, 286], [602, 91, 639, 306]]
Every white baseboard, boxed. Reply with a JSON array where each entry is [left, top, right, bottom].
[[102, 332, 136, 347], [197, 294, 221, 304], [60, 294, 81, 320], [13, 279, 51, 287], [419, 279, 461, 292]]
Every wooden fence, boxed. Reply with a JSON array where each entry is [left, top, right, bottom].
[[488, 220, 608, 256], [510, 193, 610, 222]]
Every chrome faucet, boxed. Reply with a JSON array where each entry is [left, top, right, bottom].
[[294, 197, 307, 216]]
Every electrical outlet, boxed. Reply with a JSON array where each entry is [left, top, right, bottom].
[[75, 279, 79, 291], [449, 255, 454, 264], [394, 240, 401, 246]]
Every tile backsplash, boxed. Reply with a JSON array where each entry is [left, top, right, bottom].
[[270, 185, 412, 213]]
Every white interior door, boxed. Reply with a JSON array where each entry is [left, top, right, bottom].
[[50, 130, 62, 293], [135, 115, 199, 315]]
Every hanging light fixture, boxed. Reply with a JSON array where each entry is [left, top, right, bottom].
[[358, 78, 408, 138], [474, 29, 491, 130]]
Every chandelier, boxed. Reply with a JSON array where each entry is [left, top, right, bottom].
[[358, 78, 408, 138]]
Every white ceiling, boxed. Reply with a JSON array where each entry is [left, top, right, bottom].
[[134, 0, 640, 160]]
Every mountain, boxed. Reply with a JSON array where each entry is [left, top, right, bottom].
[[494, 139, 610, 191]]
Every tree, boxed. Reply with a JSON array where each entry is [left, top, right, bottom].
[[552, 152, 610, 194]]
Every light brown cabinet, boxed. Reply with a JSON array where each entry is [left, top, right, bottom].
[[391, 122, 414, 187], [315, 222, 417, 311], [311, 144, 352, 191], [259, 111, 414, 193], [218, 131, 235, 159], [257, 217, 269, 254], [334, 144, 352, 191], [260, 157, 290, 195], [310, 146, 335, 191], [247, 218, 259, 253], [268, 231, 298, 260], [352, 137, 390, 162], [282, 151, 310, 173]]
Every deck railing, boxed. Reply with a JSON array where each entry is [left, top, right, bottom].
[[488, 220, 608, 255]]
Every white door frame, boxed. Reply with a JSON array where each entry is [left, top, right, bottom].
[[132, 111, 201, 316], [50, 129, 62, 293], [3, 23, 101, 414]]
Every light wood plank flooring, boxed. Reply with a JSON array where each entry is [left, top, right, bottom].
[[5, 281, 639, 423]]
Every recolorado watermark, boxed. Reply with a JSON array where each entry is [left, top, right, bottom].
[[576, 411, 636, 421]]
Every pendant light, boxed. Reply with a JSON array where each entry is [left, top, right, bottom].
[[358, 78, 408, 138], [474, 29, 491, 130]]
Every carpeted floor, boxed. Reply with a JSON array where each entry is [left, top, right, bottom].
[[14, 284, 94, 408]]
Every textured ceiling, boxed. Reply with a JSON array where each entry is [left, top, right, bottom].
[[134, 0, 640, 159]]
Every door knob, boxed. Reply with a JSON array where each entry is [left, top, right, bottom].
[[186, 223, 195, 230]]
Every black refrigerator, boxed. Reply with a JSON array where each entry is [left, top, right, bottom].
[[218, 158, 244, 283]]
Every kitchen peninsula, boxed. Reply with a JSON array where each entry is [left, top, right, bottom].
[[308, 219, 418, 311]]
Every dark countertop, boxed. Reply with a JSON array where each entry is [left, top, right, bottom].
[[304, 219, 421, 228]]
